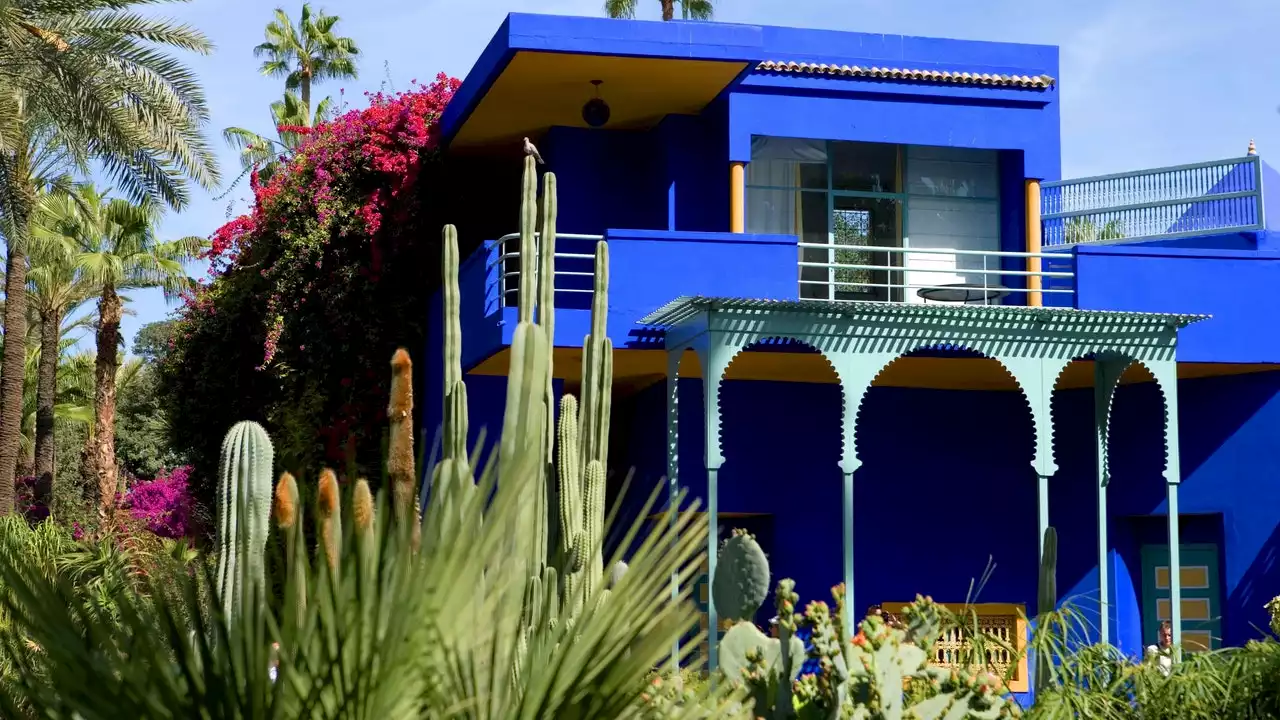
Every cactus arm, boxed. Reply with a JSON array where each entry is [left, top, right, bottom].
[[517, 155, 537, 324], [535, 171, 558, 567]]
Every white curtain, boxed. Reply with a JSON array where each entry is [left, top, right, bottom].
[[747, 137, 827, 235]]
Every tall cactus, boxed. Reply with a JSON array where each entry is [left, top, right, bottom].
[[216, 421, 274, 624]]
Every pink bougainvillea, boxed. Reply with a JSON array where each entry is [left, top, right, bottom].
[[123, 466, 194, 539], [163, 71, 461, 481]]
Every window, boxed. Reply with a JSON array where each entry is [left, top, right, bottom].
[[903, 146, 1000, 303], [746, 137, 1000, 303]]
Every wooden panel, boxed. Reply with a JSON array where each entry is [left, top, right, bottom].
[[1181, 630, 1213, 653], [1155, 565, 1210, 590], [1156, 597, 1212, 622]]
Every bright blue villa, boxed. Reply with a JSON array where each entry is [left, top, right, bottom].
[[424, 12, 1280, 698]]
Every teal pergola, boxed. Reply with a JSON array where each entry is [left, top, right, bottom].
[[638, 296, 1208, 671]]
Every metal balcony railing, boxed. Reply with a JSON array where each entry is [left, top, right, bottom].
[[1041, 156, 1264, 248], [797, 243, 1074, 306], [495, 232, 602, 308]]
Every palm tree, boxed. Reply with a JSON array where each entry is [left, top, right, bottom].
[[254, 3, 359, 126], [223, 91, 333, 187], [605, 0, 713, 20], [27, 192, 101, 506], [0, 0, 220, 514], [70, 184, 203, 528]]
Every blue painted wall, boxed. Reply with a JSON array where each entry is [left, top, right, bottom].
[[1074, 245, 1280, 363], [605, 364, 1280, 657]]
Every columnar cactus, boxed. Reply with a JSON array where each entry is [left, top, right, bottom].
[[216, 420, 274, 624]]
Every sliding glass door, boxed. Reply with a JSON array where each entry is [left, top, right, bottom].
[[747, 136, 1001, 304]]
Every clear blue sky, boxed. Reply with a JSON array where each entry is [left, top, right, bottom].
[[118, 0, 1280, 352]]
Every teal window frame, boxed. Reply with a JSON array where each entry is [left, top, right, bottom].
[[745, 139, 1003, 302]]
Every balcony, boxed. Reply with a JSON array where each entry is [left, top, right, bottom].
[[494, 232, 1074, 312], [1041, 155, 1264, 248]]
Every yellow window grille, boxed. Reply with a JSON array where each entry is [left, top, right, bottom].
[[881, 602, 1029, 693]]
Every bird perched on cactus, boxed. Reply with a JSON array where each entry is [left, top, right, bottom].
[[523, 136, 544, 164]]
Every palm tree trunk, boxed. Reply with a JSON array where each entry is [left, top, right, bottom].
[[33, 308, 60, 508], [93, 284, 122, 530], [301, 75, 312, 127], [0, 157, 35, 515], [661, 0, 675, 20]]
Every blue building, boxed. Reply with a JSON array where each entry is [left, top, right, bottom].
[[426, 12, 1280, 697]]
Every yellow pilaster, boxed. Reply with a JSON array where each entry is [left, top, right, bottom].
[[1025, 179, 1043, 307], [730, 161, 746, 233]]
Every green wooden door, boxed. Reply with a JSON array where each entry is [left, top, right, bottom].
[[1140, 544, 1221, 652]]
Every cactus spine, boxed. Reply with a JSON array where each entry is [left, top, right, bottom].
[[216, 421, 275, 624]]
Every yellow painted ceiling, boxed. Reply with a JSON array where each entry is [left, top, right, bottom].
[[451, 51, 748, 149], [470, 347, 1279, 393]]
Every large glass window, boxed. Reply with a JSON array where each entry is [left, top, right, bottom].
[[746, 137, 1001, 303]]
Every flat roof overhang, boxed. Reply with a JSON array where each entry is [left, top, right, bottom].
[[440, 13, 762, 152]]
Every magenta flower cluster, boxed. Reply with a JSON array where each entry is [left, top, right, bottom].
[[123, 465, 194, 538]]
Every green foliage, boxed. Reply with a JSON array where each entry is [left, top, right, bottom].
[[131, 321, 178, 365], [114, 365, 185, 480]]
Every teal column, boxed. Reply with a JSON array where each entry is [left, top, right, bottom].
[[1093, 357, 1124, 646], [699, 340, 733, 674], [1037, 473, 1051, 563], [829, 351, 891, 650], [1153, 360, 1184, 657], [842, 469, 854, 638], [666, 349, 681, 670]]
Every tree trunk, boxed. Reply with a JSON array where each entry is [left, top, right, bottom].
[[301, 74, 312, 127], [33, 307, 60, 509], [93, 284, 122, 530], [661, 0, 675, 20], [0, 161, 35, 515]]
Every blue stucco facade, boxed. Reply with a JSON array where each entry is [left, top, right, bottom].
[[426, 11, 1280, 686]]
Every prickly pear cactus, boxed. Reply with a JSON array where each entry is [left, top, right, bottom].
[[715, 539, 804, 701], [713, 529, 771, 623], [215, 420, 274, 624]]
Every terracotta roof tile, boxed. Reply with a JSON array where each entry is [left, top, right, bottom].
[[755, 60, 1055, 89]]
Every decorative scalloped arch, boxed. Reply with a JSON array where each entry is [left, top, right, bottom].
[[1049, 351, 1174, 485], [845, 343, 1041, 473], [700, 334, 847, 471]]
